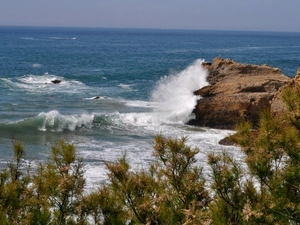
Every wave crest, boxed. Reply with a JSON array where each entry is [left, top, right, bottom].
[[37, 110, 94, 132]]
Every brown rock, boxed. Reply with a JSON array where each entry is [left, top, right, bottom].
[[189, 57, 291, 129], [294, 68, 300, 86], [271, 68, 300, 116]]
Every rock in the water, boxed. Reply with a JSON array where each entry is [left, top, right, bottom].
[[92, 96, 107, 100], [189, 57, 291, 129], [51, 79, 62, 84]]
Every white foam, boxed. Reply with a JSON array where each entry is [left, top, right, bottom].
[[85, 96, 108, 100], [119, 112, 162, 128], [151, 59, 209, 123], [20, 37, 35, 40], [77, 138, 154, 191], [33, 63, 42, 68], [15, 73, 89, 93], [124, 100, 157, 108], [37, 110, 94, 132], [19, 73, 62, 85], [0, 78, 15, 88], [75, 125, 239, 191], [118, 83, 133, 90], [49, 37, 69, 40]]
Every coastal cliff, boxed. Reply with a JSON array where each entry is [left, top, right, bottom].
[[189, 57, 292, 129]]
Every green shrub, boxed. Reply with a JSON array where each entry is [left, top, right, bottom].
[[2, 86, 300, 224]]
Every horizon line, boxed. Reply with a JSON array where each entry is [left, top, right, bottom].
[[0, 24, 299, 34]]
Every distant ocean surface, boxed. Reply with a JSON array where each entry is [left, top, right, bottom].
[[0, 26, 299, 190]]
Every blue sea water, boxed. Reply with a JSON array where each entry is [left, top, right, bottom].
[[0, 26, 299, 189]]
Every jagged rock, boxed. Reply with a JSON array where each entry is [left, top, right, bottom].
[[189, 57, 291, 129]]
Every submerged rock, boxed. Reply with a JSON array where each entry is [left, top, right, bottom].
[[189, 57, 291, 129]]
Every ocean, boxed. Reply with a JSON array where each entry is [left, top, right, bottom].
[[0, 26, 299, 190]]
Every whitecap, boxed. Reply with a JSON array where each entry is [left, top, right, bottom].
[[49, 37, 69, 40], [37, 110, 94, 132], [118, 83, 132, 90], [20, 37, 35, 40], [32, 63, 42, 68], [15, 73, 89, 93], [0, 78, 15, 88]]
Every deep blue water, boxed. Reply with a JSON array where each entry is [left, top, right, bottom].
[[0, 26, 299, 188]]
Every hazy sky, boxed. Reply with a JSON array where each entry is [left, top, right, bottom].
[[1, 0, 299, 32]]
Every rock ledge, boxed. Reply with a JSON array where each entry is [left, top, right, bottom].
[[189, 57, 291, 129]]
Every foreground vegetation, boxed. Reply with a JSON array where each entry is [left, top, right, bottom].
[[2, 86, 300, 224]]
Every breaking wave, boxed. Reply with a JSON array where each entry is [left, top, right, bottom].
[[151, 59, 209, 123], [37, 111, 95, 132], [0, 111, 94, 134], [0, 60, 210, 137]]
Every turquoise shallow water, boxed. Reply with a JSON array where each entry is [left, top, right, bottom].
[[0, 26, 299, 189]]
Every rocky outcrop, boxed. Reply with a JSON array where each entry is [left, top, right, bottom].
[[189, 57, 291, 129], [271, 68, 300, 115]]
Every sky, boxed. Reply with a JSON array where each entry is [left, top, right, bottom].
[[0, 0, 299, 32]]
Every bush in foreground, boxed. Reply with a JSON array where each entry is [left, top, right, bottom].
[[1, 86, 300, 224]]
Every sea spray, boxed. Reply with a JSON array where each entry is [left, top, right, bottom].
[[151, 59, 209, 123]]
